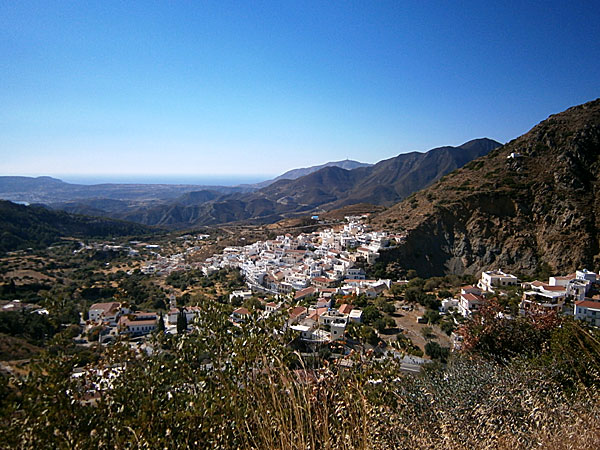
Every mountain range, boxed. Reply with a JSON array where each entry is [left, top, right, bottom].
[[2, 98, 598, 277], [75, 138, 500, 228], [1, 139, 499, 229], [372, 98, 600, 277]]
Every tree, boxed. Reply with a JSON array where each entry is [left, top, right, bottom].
[[177, 308, 188, 334], [424, 278, 441, 292], [458, 300, 560, 361], [374, 318, 387, 333], [382, 302, 396, 314], [157, 313, 166, 333], [425, 341, 450, 362], [438, 290, 452, 299], [423, 309, 440, 325], [3, 279, 16, 296], [360, 326, 379, 346], [440, 319, 455, 336], [385, 316, 395, 329], [362, 306, 381, 325], [404, 287, 423, 303]]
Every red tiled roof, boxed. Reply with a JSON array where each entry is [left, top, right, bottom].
[[575, 300, 600, 309], [289, 306, 308, 319], [462, 293, 483, 302], [122, 319, 157, 326], [295, 287, 317, 299], [542, 286, 567, 292], [233, 307, 250, 315], [306, 312, 318, 321], [313, 277, 333, 283], [90, 302, 121, 314], [339, 304, 353, 315]]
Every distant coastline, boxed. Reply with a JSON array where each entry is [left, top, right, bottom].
[[48, 174, 274, 186]]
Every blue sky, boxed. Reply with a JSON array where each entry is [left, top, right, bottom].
[[1, 1, 599, 179]]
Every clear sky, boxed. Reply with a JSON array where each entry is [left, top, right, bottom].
[[1, 1, 599, 179]]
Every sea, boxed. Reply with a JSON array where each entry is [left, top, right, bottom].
[[55, 174, 274, 186]]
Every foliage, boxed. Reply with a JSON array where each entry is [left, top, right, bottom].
[[420, 326, 436, 340], [1, 295, 600, 448], [440, 318, 456, 336], [0, 310, 58, 344], [176, 308, 188, 334], [157, 314, 166, 333], [423, 309, 440, 325], [0, 200, 152, 254], [458, 300, 560, 361], [361, 305, 381, 325], [424, 341, 450, 362]]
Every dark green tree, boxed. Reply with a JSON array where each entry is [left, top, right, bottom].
[[362, 306, 382, 325], [177, 308, 187, 334], [157, 313, 166, 333]]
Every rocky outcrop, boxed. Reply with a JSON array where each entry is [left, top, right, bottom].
[[373, 99, 600, 277]]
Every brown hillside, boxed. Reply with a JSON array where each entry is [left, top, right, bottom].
[[372, 99, 600, 277]]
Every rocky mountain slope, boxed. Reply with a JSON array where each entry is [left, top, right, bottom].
[[372, 99, 600, 277]]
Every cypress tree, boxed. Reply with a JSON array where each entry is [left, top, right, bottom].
[[157, 312, 165, 333], [177, 308, 187, 334]]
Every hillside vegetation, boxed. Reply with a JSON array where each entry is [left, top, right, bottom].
[[0, 200, 155, 253]]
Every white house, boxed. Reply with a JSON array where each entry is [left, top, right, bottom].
[[348, 309, 363, 323], [574, 300, 600, 327], [230, 307, 251, 323], [520, 281, 567, 313], [229, 290, 253, 302], [478, 270, 518, 293], [440, 298, 459, 312], [458, 293, 485, 317], [89, 302, 128, 326], [576, 269, 597, 283], [167, 306, 201, 325], [319, 310, 348, 327], [118, 312, 158, 336], [330, 322, 346, 341]]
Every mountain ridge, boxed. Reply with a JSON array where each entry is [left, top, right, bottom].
[[251, 159, 371, 188], [111, 138, 500, 228]]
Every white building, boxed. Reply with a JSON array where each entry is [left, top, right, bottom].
[[458, 293, 485, 317], [89, 302, 129, 326], [574, 300, 600, 327], [348, 309, 363, 323], [118, 312, 158, 336], [440, 298, 459, 312], [229, 290, 253, 302], [478, 270, 518, 293]]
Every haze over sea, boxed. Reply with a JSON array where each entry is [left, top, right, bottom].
[[54, 174, 274, 186]]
